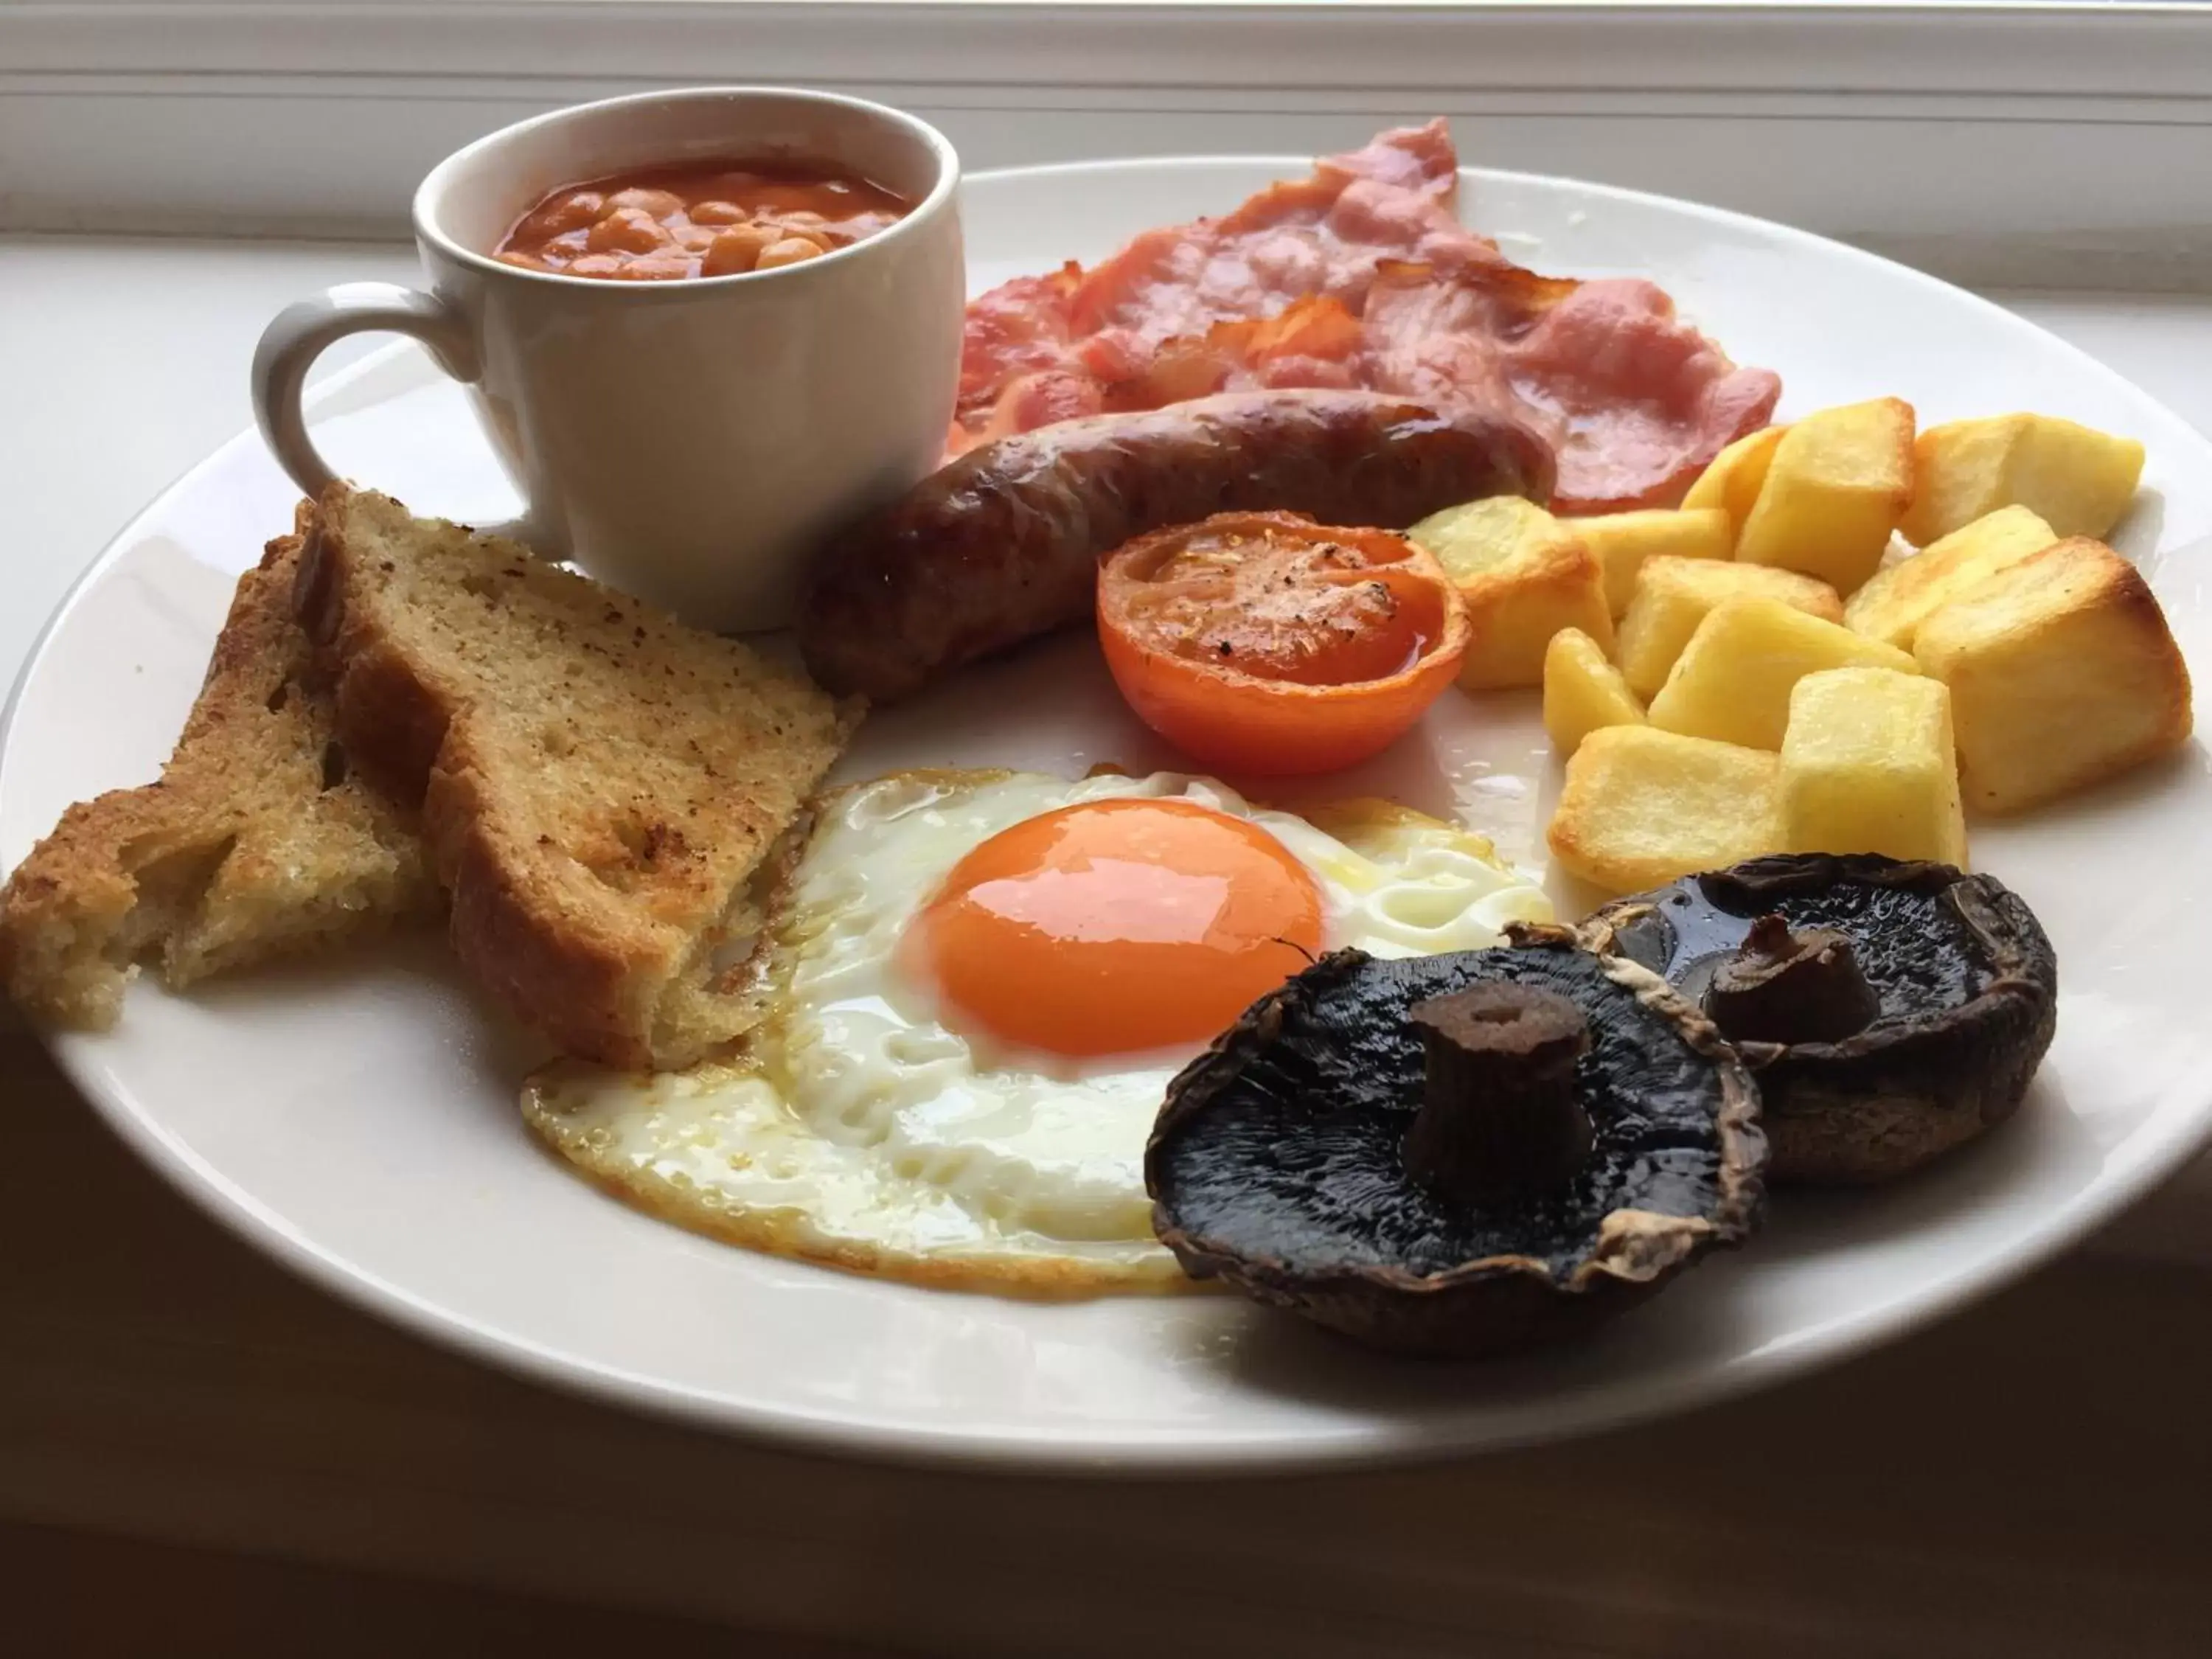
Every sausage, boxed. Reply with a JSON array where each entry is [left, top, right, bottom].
[[796, 389, 1555, 701]]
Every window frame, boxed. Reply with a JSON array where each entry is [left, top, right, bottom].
[[5, 1, 2211, 288]]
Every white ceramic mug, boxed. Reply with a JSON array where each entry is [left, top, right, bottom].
[[252, 86, 964, 632]]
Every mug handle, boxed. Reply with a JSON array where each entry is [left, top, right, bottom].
[[251, 282, 482, 498]]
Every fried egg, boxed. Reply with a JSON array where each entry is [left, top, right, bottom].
[[524, 770, 1553, 1293]]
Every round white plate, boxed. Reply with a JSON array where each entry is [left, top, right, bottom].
[[7, 158, 2211, 1472]]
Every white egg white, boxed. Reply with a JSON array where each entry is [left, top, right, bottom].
[[524, 768, 1554, 1295]]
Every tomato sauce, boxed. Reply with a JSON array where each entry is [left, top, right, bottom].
[[495, 157, 915, 281]]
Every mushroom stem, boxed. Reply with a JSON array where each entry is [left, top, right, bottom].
[[1703, 913, 1880, 1046], [1403, 983, 1593, 1204]]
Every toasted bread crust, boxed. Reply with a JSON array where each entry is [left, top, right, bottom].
[[1, 522, 439, 1028], [431, 761, 666, 1066], [296, 485, 858, 1068]]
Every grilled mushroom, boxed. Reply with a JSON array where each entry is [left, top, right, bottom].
[[1144, 928, 1763, 1357], [1582, 855, 2057, 1184]]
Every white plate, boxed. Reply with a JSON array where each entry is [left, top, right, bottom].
[[7, 158, 2212, 1472]]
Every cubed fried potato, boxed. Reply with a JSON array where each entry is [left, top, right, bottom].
[[1547, 726, 1784, 893], [1681, 424, 1787, 538], [1649, 597, 1919, 751], [1453, 546, 1614, 692], [1781, 668, 1967, 866], [1843, 505, 2056, 650], [1411, 495, 1576, 576], [1409, 496, 1612, 691], [1737, 398, 1916, 594], [1615, 556, 1845, 699], [1901, 414, 2145, 545], [1543, 627, 1645, 756], [1914, 538, 2191, 813], [1573, 508, 1733, 616]]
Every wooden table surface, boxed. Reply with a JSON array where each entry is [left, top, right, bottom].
[[7, 1004, 2210, 1657]]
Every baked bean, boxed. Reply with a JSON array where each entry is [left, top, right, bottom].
[[585, 207, 669, 256], [514, 189, 606, 243], [701, 224, 779, 277], [607, 187, 686, 220], [611, 254, 695, 282], [495, 156, 913, 279], [756, 236, 827, 270]]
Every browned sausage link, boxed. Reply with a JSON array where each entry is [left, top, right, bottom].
[[797, 389, 1555, 701]]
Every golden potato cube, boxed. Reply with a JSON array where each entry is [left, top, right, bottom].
[[1410, 496, 1612, 691], [1543, 627, 1645, 757], [1914, 538, 2192, 814], [1781, 668, 1968, 866], [1614, 556, 1845, 699], [1411, 495, 1575, 575], [1737, 397, 1916, 594], [1649, 597, 1919, 751], [1547, 726, 1784, 894], [1681, 424, 1787, 539], [1453, 546, 1614, 693], [1901, 414, 2145, 545], [1843, 505, 2056, 650], [1574, 508, 1733, 616]]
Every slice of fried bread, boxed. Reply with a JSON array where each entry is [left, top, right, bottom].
[[295, 484, 860, 1069], [0, 521, 439, 1029]]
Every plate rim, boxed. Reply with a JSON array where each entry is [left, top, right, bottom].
[[9, 153, 2212, 1475]]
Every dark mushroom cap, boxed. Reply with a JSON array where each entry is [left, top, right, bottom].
[[1144, 928, 1763, 1358], [1582, 855, 2058, 1184]]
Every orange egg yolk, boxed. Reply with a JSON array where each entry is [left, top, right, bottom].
[[907, 798, 1324, 1057]]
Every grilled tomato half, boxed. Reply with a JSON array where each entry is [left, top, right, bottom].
[[1097, 512, 1469, 775]]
